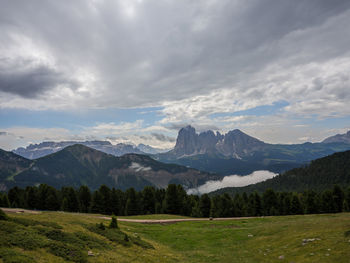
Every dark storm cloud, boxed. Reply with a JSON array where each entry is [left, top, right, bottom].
[[0, 0, 350, 109], [151, 133, 175, 142], [0, 58, 78, 98]]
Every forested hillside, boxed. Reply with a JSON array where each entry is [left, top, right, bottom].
[[212, 150, 350, 195]]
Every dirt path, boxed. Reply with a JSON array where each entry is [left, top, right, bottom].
[[1, 207, 258, 223], [98, 216, 258, 224], [1, 207, 41, 214]]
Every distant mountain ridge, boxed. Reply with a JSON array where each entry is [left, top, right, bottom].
[[1, 144, 219, 191], [156, 126, 350, 176], [322, 131, 350, 144], [13, 141, 167, 159]]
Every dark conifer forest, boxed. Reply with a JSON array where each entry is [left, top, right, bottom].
[[1, 183, 349, 218]]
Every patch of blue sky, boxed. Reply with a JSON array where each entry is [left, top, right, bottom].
[[209, 100, 289, 119], [0, 107, 164, 129], [309, 115, 350, 129]]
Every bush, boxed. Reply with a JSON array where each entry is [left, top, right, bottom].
[[87, 224, 130, 246], [129, 235, 154, 249], [109, 217, 118, 229], [0, 248, 35, 263], [0, 208, 8, 221], [97, 222, 105, 230], [10, 217, 62, 229], [47, 242, 87, 263], [74, 231, 111, 250], [124, 234, 129, 242], [344, 230, 350, 237]]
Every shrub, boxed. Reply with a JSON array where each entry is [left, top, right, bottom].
[[0, 208, 8, 221], [47, 242, 87, 263], [0, 248, 35, 263], [109, 217, 118, 229], [344, 230, 350, 237], [97, 222, 105, 230], [124, 234, 129, 242], [129, 236, 154, 249], [10, 217, 62, 229], [74, 231, 111, 249]]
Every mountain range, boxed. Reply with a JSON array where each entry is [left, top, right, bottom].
[[155, 126, 350, 176], [1, 144, 219, 192], [3, 126, 350, 193], [13, 141, 168, 159]]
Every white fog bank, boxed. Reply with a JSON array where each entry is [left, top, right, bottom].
[[187, 170, 278, 195]]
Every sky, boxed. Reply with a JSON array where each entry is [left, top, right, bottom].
[[1, 0, 350, 151]]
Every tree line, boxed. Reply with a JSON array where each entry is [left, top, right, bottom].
[[1, 184, 350, 217]]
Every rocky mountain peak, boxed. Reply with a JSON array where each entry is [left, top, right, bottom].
[[171, 126, 265, 158], [173, 125, 199, 156]]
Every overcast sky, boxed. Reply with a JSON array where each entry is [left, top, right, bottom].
[[1, 0, 350, 150]]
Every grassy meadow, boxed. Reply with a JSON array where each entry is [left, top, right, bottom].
[[0, 210, 349, 263]]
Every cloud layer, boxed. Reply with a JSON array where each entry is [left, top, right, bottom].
[[1, 1, 350, 149], [1, 1, 350, 112], [187, 170, 277, 195]]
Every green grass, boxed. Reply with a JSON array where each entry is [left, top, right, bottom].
[[119, 214, 190, 220], [1, 212, 350, 262]]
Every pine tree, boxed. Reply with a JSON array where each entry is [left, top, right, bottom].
[[61, 197, 70, 211], [234, 194, 244, 217], [210, 195, 221, 218], [67, 187, 79, 212], [290, 194, 303, 215], [190, 202, 201, 217], [8, 186, 25, 208], [99, 185, 112, 214], [253, 192, 262, 216], [332, 185, 344, 213], [90, 191, 104, 213], [221, 193, 233, 217], [321, 190, 335, 213], [165, 184, 180, 214], [305, 190, 319, 214], [282, 193, 292, 215], [262, 189, 279, 216], [142, 186, 156, 214], [176, 185, 187, 215], [38, 184, 49, 210], [109, 216, 118, 229], [45, 188, 60, 211], [110, 188, 120, 216], [78, 186, 91, 213], [1, 194, 10, 208], [125, 188, 139, 216], [26, 186, 38, 209], [199, 194, 211, 217], [345, 187, 350, 212]]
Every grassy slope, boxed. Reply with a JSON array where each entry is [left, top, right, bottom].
[[1, 212, 350, 263]]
